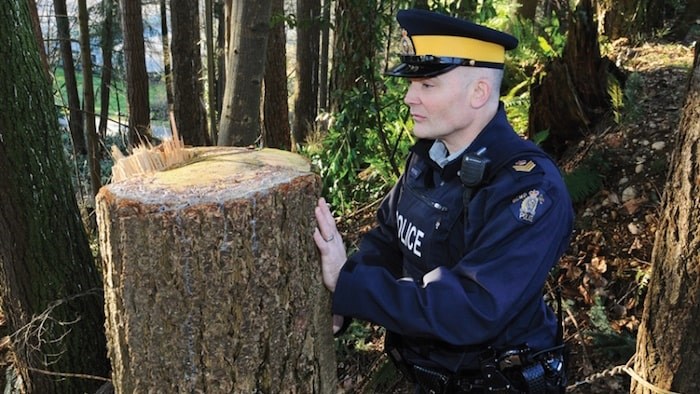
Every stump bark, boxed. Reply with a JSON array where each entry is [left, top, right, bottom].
[[96, 147, 336, 393]]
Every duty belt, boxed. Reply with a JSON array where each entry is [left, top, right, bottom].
[[390, 345, 566, 394]]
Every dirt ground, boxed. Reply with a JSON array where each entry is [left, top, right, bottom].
[[0, 41, 695, 393]]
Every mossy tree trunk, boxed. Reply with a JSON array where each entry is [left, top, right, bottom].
[[97, 148, 337, 393], [631, 46, 700, 394], [0, 1, 110, 392]]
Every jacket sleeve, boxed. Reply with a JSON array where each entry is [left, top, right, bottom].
[[332, 158, 574, 347]]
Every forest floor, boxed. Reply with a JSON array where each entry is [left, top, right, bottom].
[[0, 40, 696, 393], [332, 40, 697, 393]]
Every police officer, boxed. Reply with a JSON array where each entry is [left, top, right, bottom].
[[314, 9, 573, 393]]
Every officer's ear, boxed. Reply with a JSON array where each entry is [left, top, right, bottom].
[[470, 78, 492, 109]]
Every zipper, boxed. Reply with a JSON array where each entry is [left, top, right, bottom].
[[403, 182, 448, 230]]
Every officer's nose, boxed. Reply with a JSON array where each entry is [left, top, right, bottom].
[[404, 81, 420, 106]]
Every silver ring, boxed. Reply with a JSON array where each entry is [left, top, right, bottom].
[[324, 234, 335, 243]]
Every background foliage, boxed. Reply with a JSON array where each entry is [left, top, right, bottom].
[[303, 0, 571, 214]]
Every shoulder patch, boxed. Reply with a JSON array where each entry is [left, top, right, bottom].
[[510, 189, 549, 223], [512, 159, 536, 172]]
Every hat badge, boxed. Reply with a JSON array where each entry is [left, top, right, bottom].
[[400, 29, 415, 56]]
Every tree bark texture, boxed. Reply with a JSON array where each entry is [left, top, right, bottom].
[[53, 0, 86, 154], [96, 148, 337, 393], [596, 0, 635, 40], [597, 0, 664, 41], [329, 0, 379, 112], [160, 0, 175, 116], [120, 0, 151, 145], [0, 1, 110, 392], [263, 0, 291, 150], [27, 0, 48, 76], [217, 1, 273, 146], [631, 47, 700, 394], [528, 0, 614, 157], [98, 0, 116, 139], [205, 0, 218, 143], [171, 0, 210, 146], [292, 0, 321, 146], [318, 0, 331, 111], [78, 0, 102, 199]]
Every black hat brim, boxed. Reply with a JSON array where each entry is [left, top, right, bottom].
[[384, 62, 458, 78]]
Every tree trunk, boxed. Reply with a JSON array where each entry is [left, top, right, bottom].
[[631, 46, 700, 394], [205, 0, 218, 143], [96, 147, 336, 392], [329, 0, 379, 112], [528, 0, 614, 157], [517, 0, 538, 21], [98, 0, 116, 140], [292, 0, 321, 146], [0, 1, 110, 392], [318, 0, 331, 111], [598, 0, 665, 40], [78, 0, 102, 200], [217, 1, 273, 146], [160, 0, 175, 118], [596, 0, 635, 40], [263, 0, 291, 150], [635, 0, 665, 37], [217, 0, 226, 118], [27, 0, 49, 75], [120, 0, 151, 145], [669, 0, 700, 41], [53, 0, 87, 154], [171, 0, 210, 146]]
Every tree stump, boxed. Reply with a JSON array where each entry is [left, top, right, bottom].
[[528, 0, 620, 157], [96, 147, 336, 393]]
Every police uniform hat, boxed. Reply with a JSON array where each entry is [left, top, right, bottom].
[[385, 9, 518, 78]]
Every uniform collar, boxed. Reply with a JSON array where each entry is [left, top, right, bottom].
[[428, 140, 470, 168]]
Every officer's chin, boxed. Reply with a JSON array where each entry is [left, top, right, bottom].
[[411, 125, 433, 139]]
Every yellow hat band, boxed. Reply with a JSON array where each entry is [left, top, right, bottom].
[[410, 35, 506, 64]]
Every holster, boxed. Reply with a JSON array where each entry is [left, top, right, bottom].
[[479, 346, 567, 394]]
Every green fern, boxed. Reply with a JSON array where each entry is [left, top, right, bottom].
[[503, 85, 531, 136], [563, 151, 609, 203], [564, 167, 602, 203]]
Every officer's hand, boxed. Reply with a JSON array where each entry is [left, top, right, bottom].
[[313, 197, 347, 292]]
